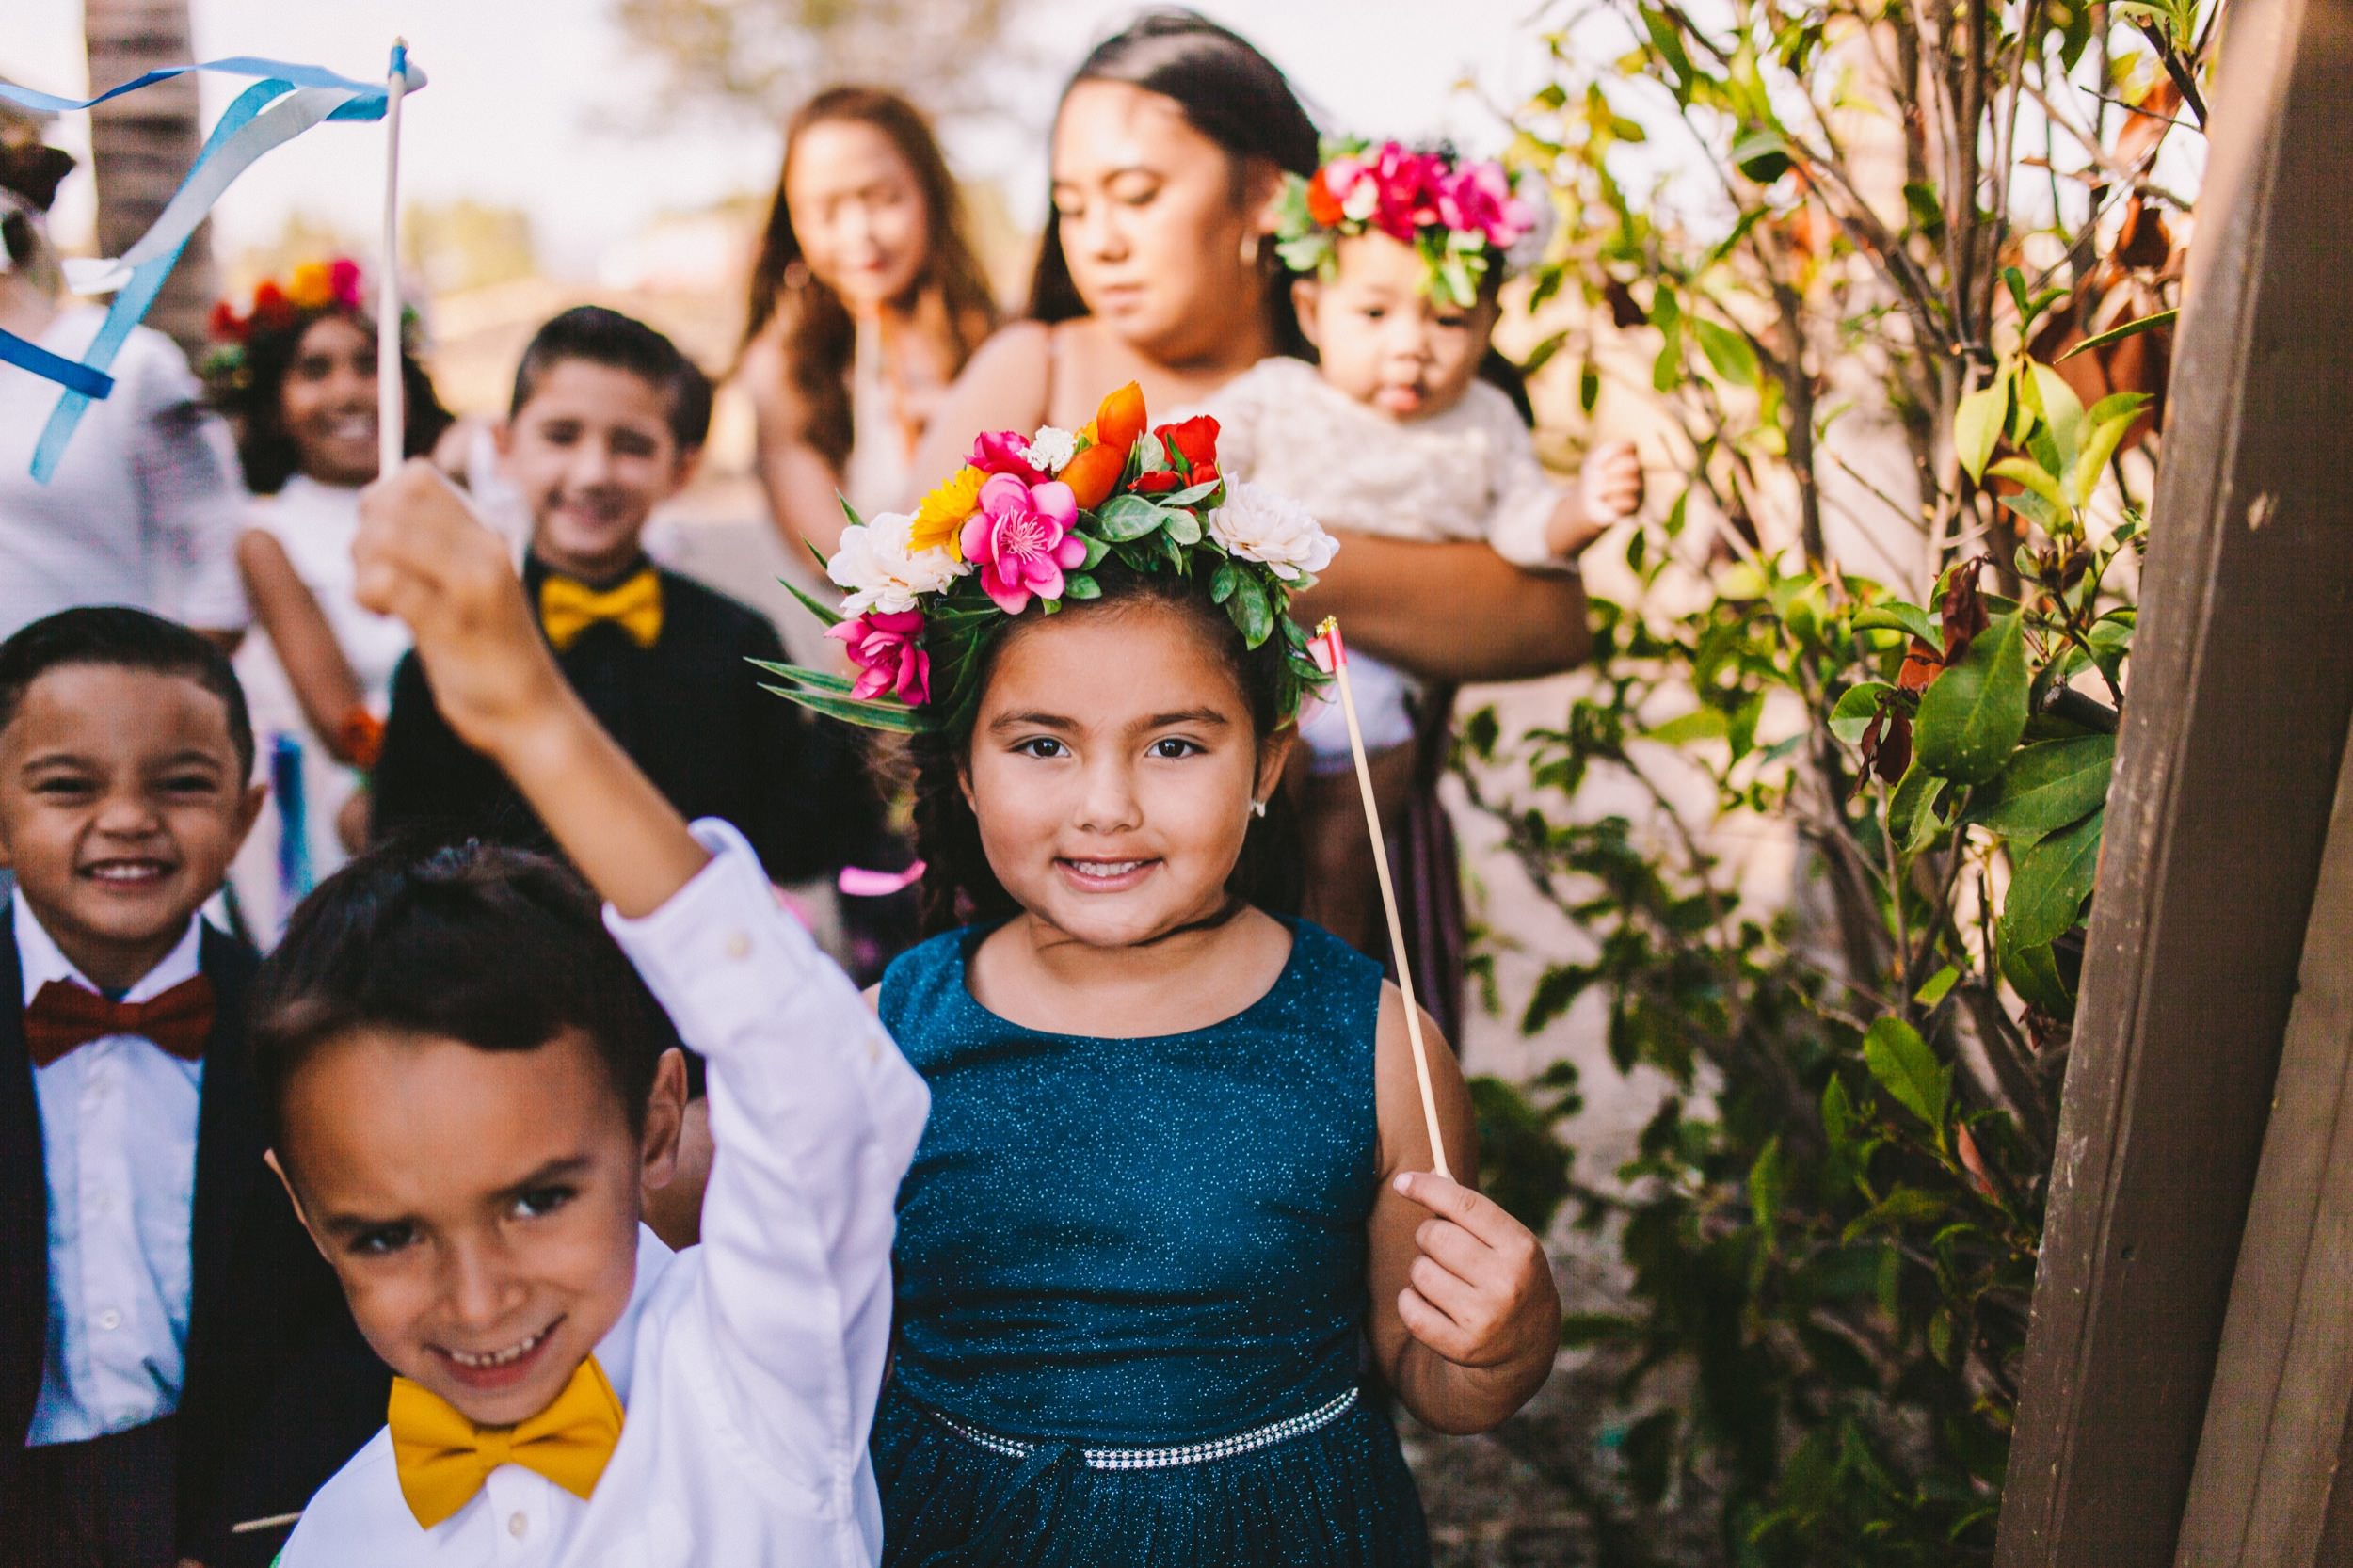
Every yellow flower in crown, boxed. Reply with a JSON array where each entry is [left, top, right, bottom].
[[908, 465, 984, 557], [285, 260, 337, 311]]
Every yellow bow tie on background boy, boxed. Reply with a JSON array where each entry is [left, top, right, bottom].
[[539, 568, 664, 652], [387, 1358, 625, 1529]]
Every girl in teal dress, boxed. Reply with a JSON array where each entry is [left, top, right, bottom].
[[769, 368, 1561, 1560]]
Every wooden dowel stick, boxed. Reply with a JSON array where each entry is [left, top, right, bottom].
[[1317, 617, 1451, 1179], [377, 39, 408, 481]]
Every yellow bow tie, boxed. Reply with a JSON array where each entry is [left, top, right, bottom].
[[539, 568, 664, 652], [387, 1356, 624, 1530]]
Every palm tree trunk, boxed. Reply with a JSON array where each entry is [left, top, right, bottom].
[[83, 0, 217, 357]]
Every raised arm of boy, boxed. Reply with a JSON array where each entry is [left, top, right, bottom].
[[351, 458, 929, 1504]]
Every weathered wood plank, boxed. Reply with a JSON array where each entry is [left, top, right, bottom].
[[1993, 0, 2353, 1559]]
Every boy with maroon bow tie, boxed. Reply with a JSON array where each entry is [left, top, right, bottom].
[[0, 607, 388, 1568]]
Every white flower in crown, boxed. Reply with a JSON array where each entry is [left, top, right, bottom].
[[828, 510, 968, 616], [1208, 481, 1339, 584], [1020, 425, 1078, 475]]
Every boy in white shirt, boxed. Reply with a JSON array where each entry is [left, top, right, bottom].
[[260, 459, 929, 1566]]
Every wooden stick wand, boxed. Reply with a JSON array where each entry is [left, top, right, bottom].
[[377, 39, 409, 481], [1308, 616, 1452, 1179]]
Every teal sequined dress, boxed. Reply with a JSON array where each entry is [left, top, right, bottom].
[[873, 919, 1431, 1567]]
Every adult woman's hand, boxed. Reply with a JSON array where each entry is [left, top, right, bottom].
[[1296, 533, 1593, 683]]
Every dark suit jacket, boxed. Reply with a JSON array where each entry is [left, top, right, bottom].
[[0, 913, 391, 1566], [370, 554, 882, 884]]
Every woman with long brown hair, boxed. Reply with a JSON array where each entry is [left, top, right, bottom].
[[739, 87, 999, 558]]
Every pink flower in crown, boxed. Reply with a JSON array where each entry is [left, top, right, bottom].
[[828, 608, 931, 705], [1436, 162, 1533, 250], [966, 429, 1047, 484], [1369, 143, 1443, 241], [328, 257, 366, 311], [959, 473, 1087, 614]]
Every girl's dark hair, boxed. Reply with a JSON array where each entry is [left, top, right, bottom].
[[907, 568, 1303, 936], [0, 139, 75, 281], [1027, 9, 1320, 357], [249, 839, 680, 1146], [218, 310, 454, 495], [741, 86, 1000, 475]]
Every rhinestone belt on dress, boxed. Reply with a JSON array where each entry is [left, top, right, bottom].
[[924, 1386, 1362, 1471]]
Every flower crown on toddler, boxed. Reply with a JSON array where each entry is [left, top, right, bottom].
[[200, 257, 421, 388], [1273, 138, 1552, 310], [760, 382, 1338, 734]]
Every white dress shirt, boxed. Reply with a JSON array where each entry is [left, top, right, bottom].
[[0, 307, 250, 641], [281, 820, 931, 1568], [17, 896, 208, 1445]]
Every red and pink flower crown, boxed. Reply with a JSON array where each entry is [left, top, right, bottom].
[[200, 257, 418, 387], [1273, 138, 1550, 309], [756, 382, 1337, 734]]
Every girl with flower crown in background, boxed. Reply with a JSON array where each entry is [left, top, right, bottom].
[[1204, 139, 1645, 962], [768, 383, 1561, 1566], [206, 259, 455, 944]]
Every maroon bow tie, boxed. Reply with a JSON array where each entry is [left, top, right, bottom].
[[24, 975, 216, 1068]]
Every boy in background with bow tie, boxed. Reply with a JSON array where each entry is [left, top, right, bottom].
[[0, 607, 389, 1567], [370, 305, 875, 902], [264, 459, 927, 1566]]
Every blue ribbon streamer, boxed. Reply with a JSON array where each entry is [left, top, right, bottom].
[[0, 54, 422, 481]]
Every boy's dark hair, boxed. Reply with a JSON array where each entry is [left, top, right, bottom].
[[249, 838, 679, 1145], [906, 568, 1304, 936], [0, 606, 255, 779], [510, 306, 713, 452]]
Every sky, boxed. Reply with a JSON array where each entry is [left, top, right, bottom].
[[9, 0, 1565, 279]]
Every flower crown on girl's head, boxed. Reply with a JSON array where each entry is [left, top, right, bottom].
[[200, 257, 421, 388], [1273, 138, 1553, 310], [759, 382, 1339, 734]]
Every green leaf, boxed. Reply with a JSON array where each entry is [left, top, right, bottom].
[[1854, 601, 1942, 649], [2003, 807, 2105, 947], [1063, 572, 1101, 600], [1160, 478, 1222, 507], [1973, 733, 2115, 840], [744, 659, 855, 696], [1228, 571, 1273, 648], [1644, 706, 1730, 745], [1692, 318, 1760, 388], [1864, 1016, 1948, 1129], [1822, 1073, 1854, 1147], [2025, 363, 2086, 467], [2067, 408, 2143, 508], [1955, 381, 2008, 483], [1989, 456, 2068, 513], [1209, 559, 1241, 604], [1830, 681, 1896, 744], [1094, 492, 1164, 542], [1915, 613, 2030, 784], [2000, 929, 2074, 1016], [2056, 308, 2178, 363], [1076, 532, 1111, 569], [759, 684, 929, 734], [1913, 965, 1961, 1009], [1578, 360, 1601, 413], [775, 574, 845, 630], [1160, 506, 1203, 546], [835, 493, 867, 536], [1843, 1186, 1946, 1242], [1889, 762, 1944, 854], [1749, 1134, 1787, 1240]]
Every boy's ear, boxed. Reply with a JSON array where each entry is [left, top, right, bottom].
[[637, 1047, 689, 1189], [491, 415, 516, 468], [264, 1148, 333, 1264], [665, 444, 704, 499], [229, 778, 269, 859], [1290, 278, 1322, 352]]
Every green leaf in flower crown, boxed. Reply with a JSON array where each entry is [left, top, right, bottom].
[[760, 683, 929, 734], [835, 494, 866, 535], [1094, 492, 1163, 542], [1063, 573, 1100, 600], [1915, 612, 2029, 784], [1161, 506, 1202, 545], [775, 575, 845, 630], [745, 659, 855, 696], [1210, 560, 1241, 604], [1161, 478, 1222, 507], [1228, 570, 1273, 648], [1076, 532, 1109, 569], [1130, 432, 1168, 474]]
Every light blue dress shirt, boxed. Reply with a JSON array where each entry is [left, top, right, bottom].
[[17, 896, 207, 1445]]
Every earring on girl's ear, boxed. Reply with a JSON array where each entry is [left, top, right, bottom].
[[1249, 798, 1268, 820]]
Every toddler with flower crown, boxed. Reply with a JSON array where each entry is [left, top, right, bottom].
[[1201, 137, 1642, 955]]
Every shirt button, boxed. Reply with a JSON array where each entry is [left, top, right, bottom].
[[508, 1511, 529, 1539], [723, 930, 752, 960], [96, 1308, 121, 1331]]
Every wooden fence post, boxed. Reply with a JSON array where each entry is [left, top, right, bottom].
[[1993, 0, 2353, 1560]]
